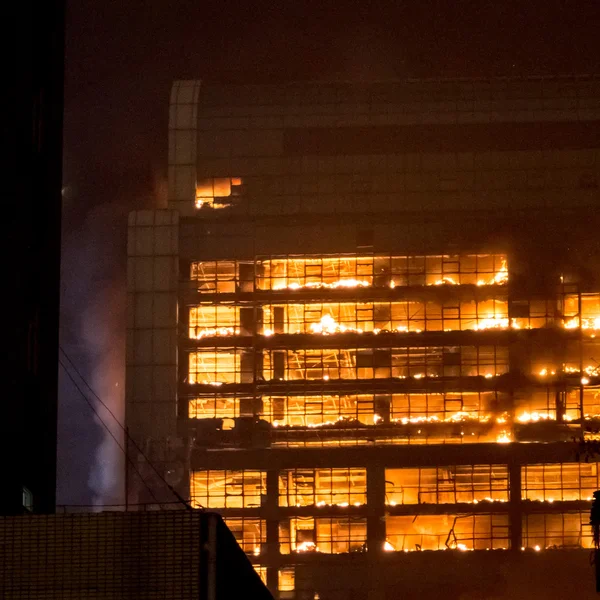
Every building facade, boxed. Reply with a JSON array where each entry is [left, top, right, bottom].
[[127, 78, 600, 599]]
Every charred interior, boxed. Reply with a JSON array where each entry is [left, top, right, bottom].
[[126, 78, 600, 599]]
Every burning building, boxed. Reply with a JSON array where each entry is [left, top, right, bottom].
[[126, 77, 600, 598]]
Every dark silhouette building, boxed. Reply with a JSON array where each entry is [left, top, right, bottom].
[[4, 0, 64, 514], [0, 509, 273, 599]]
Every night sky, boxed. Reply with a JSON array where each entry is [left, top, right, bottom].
[[58, 0, 600, 506]]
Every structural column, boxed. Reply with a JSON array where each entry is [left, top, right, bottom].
[[367, 461, 386, 600], [367, 462, 386, 553], [265, 468, 280, 596], [508, 458, 522, 551]]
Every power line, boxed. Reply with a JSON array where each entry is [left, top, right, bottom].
[[59, 346, 194, 510], [59, 358, 163, 508]]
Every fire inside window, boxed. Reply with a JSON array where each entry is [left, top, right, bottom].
[[188, 350, 244, 385], [278, 567, 295, 593], [522, 513, 593, 550], [190, 470, 266, 508], [385, 514, 509, 552], [521, 463, 600, 502], [189, 396, 240, 428], [189, 305, 241, 339], [260, 346, 508, 381], [259, 300, 509, 335], [562, 293, 600, 332], [189, 254, 508, 292], [183, 251, 600, 448], [195, 177, 243, 209], [385, 465, 509, 505], [190, 392, 498, 430], [279, 517, 367, 554], [254, 566, 267, 587], [223, 518, 266, 555], [257, 254, 507, 290], [278, 468, 367, 507]]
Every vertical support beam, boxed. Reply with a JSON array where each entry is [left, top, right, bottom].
[[266, 567, 279, 600], [367, 461, 385, 600], [240, 307, 255, 336], [555, 389, 566, 423], [241, 350, 255, 383], [178, 297, 190, 421], [578, 290, 585, 424], [265, 468, 280, 596], [508, 457, 522, 552], [367, 462, 386, 555], [274, 307, 285, 334], [273, 351, 285, 380], [238, 263, 255, 293], [374, 395, 391, 424]]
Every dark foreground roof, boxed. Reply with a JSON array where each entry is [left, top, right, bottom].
[[0, 509, 272, 600]]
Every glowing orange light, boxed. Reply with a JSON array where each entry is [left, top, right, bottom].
[[190, 327, 239, 339], [496, 431, 512, 444], [472, 317, 509, 331], [516, 412, 553, 424]]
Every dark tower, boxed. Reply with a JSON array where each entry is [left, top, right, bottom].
[[3, 0, 64, 514]]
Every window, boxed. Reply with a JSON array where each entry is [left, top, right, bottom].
[[389, 392, 494, 423], [190, 470, 266, 508], [257, 391, 502, 447], [385, 514, 509, 552], [579, 389, 600, 419], [510, 298, 556, 329], [279, 567, 295, 595], [385, 466, 509, 505], [522, 513, 592, 549], [529, 338, 600, 379], [262, 346, 508, 382], [521, 463, 600, 502], [262, 394, 375, 428], [189, 305, 240, 338], [224, 518, 266, 555], [188, 350, 243, 384], [279, 517, 367, 554], [190, 261, 237, 293], [256, 254, 507, 291], [254, 565, 267, 586], [562, 292, 600, 333], [279, 468, 367, 507], [188, 396, 240, 428], [257, 256, 374, 291], [261, 299, 509, 336], [263, 349, 355, 381], [196, 177, 243, 209]]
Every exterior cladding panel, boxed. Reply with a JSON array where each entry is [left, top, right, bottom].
[[186, 78, 600, 218], [126, 209, 179, 441], [126, 210, 184, 505], [283, 121, 600, 154]]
